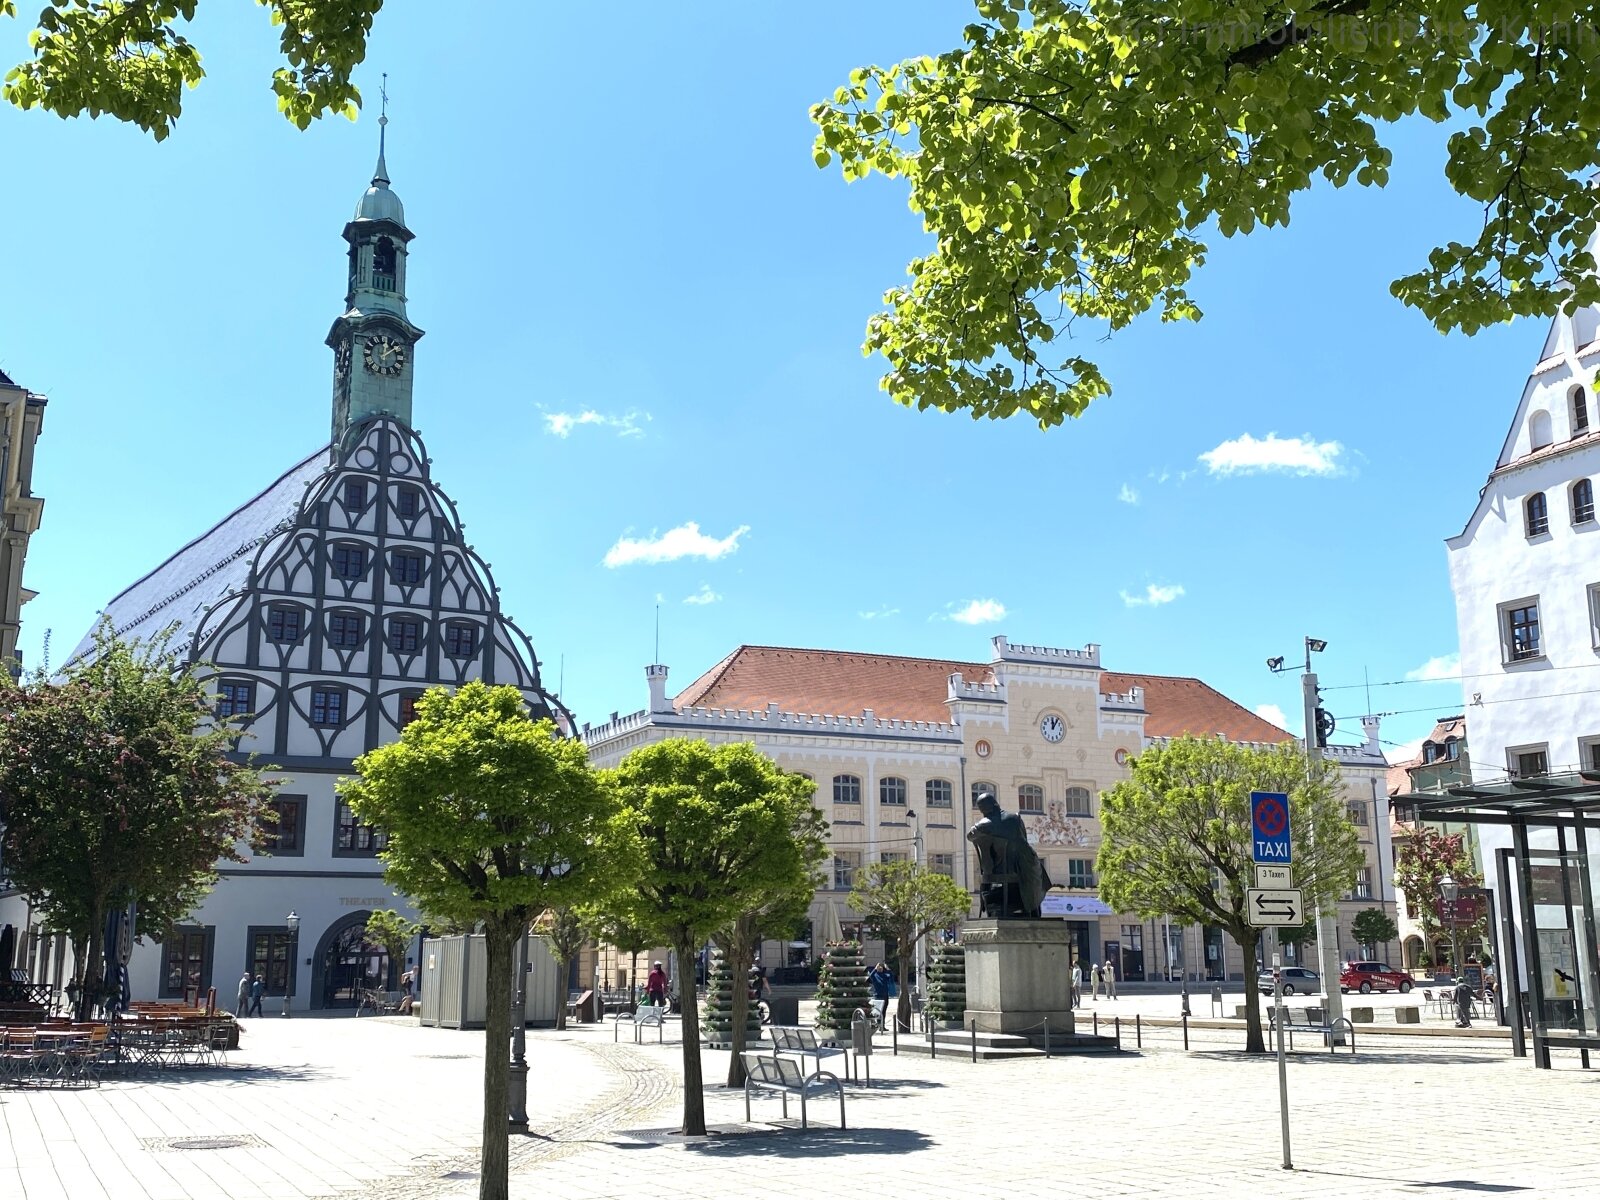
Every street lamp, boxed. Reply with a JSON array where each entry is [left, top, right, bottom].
[[281, 910, 300, 1018], [907, 808, 926, 1029], [1440, 873, 1462, 979]]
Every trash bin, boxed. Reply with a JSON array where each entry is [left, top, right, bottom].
[[767, 995, 799, 1025], [851, 1014, 874, 1057]]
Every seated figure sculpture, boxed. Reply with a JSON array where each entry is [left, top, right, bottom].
[[967, 790, 1052, 919]]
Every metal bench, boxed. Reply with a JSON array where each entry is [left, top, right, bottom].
[[741, 1052, 845, 1130], [612, 1004, 666, 1044], [769, 1023, 865, 1083], [1268, 1006, 1356, 1055]]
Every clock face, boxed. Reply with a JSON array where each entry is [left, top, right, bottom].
[[363, 334, 406, 376], [1040, 713, 1066, 743]]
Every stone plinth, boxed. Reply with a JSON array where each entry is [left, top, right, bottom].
[[961, 919, 1075, 1036]]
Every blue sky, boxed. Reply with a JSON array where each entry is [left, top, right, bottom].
[[1, 2, 1538, 761]]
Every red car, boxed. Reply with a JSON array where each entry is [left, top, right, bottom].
[[1339, 961, 1413, 994]]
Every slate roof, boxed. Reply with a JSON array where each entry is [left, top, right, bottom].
[[673, 645, 1289, 743], [66, 445, 331, 665], [0, 367, 16, 387]]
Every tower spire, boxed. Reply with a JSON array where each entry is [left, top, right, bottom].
[[373, 73, 390, 185]]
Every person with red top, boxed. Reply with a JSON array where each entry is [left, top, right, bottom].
[[646, 961, 669, 1008]]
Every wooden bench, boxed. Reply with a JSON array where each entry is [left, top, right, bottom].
[[1268, 1007, 1356, 1055], [741, 1052, 845, 1130], [612, 1005, 666, 1044], [770, 1023, 864, 1083]]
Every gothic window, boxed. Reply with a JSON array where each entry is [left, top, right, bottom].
[[1018, 784, 1044, 814], [1573, 479, 1595, 524], [267, 605, 303, 644], [879, 776, 908, 807], [372, 237, 397, 291], [925, 779, 953, 809], [444, 622, 478, 658], [1575, 387, 1591, 435], [331, 542, 367, 580], [1064, 787, 1093, 816], [833, 775, 861, 805], [309, 687, 346, 728], [389, 549, 426, 585], [216, 679, 254, 719], [395, 485, 423, 519], [342, 478, 369, 512], [327, 611, 365, 650], [387, 615, 422, 653], [1525, 492, 1549, 537]]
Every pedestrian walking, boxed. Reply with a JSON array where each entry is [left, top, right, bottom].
[[1454, 975, 1476, 1027], [236, 970, 251, 1016], [1090, 960, 1103, 1000], [646, 960, 669, 1007], [248, 973, 265, 1017], [1103, 958, 1118, 999], [1070, 960, 1082, 1008]]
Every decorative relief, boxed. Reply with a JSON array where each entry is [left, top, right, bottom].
[[1035, 802, 1092, 848]]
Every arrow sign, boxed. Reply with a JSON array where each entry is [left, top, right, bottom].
[[1247, 888, 1304, 927]]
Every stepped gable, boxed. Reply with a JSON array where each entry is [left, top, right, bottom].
[[65, 446, 330, 665], [1101, 671, 1292, 744], [673, 644, 1283, 743], [674, 645, 991, 724]]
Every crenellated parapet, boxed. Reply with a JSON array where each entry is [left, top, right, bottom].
[[991, 634, 1100, 667]]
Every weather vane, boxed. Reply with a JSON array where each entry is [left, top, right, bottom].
[[380, 72, 389, 128]]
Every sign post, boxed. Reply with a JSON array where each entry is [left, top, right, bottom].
[[1252, 790, 1295, 1168], [1274, 953, 1291, 1170]]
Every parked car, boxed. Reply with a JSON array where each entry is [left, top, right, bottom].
[[1258, 967, 1321, 996], [1339, 961, 1413, 994]]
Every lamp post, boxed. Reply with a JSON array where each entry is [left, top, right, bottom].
[[1179, 922, 1191, 1016], [508, 922, 530, 1133], [907, 808, 926, 1026], [281, 910, 300, 1017], [1440, 873, 1462, 980]]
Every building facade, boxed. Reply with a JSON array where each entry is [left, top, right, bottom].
[[0, 368, 46, 676], [583, 638, 1397, 985], [1, 139, 566, 1010]]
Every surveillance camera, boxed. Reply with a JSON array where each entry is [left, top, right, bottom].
[[1266, 656, 1285, 672]]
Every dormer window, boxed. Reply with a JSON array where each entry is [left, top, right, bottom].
[[1575, 387, 1591, 435], [1573, 479, 1595, 525], [1526, 492, 1550, 537], [373, 237, 396, 291]]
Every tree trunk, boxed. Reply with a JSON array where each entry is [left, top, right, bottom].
[[479, 920, 515, 1200], [895, 936, 914, 1033], [553, 954, 569, 1031], [1236, 925, 1265, 1054], [78, 905, 106, 1022], [723, 917, 758, 1088], [675, 940, 707, 1135]]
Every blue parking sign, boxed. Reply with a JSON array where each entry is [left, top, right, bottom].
[[1250, 791, 1292, 865]]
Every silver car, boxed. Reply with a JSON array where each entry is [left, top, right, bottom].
[[1258, 966, 1321, 996]]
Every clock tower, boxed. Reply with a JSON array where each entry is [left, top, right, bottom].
[[326, 111, 425, 447]]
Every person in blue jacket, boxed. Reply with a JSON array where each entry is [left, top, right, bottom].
[[868, 961, 894, 1030]]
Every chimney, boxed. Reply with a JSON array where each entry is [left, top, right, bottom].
[[1361, 714, 1381, 751], [646, 664, 671, 714]]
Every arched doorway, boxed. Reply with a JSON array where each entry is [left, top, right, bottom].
[[310, 912, 393, 1009], [1402, 935, 1424, 971]]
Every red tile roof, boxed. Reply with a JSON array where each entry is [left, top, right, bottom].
[[674, 645, 1290, 744]]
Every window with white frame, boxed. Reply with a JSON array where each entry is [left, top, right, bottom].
[[879, 776, 908, 807], [1501, 597, 1542, 661], [1511, 745, 1550, 778], [880, 851, 908, 865], [1064, 786, 1092, 815], [833, 851, 861, 890], [930, 853, 954, 877], [1017, 784, 1044, 814], [972, 782, 996, 806], [1347, 802, 1368, 827], [1352, 866, 1372, 900], [1581, 738, 1600, 773], [1068, 859, 1095, 889], [1526, 492, 1550, 537], [1574, 479, 1596, 524], [925, 779, 953, 809], [833, 775, 861, 805], [1575, 386, 1591, 435]]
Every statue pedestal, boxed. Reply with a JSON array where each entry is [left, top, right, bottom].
[[961, 919, 1075, 1036]]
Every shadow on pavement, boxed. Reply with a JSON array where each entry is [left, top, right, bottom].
[[684, 1127, 933, 1158], [106, 1062, 330, 1085], [1186, 1049, 1504, 1067], [1294, 1168, 1529, 1193]]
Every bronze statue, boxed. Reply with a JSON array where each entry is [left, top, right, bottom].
[[968, 790, 1052, 919]]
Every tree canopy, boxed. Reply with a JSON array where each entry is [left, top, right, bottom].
[[341, 682, 633, 1200], [0, 628, 274, 1016], [1352, 905, 1399, 950], [600, 738, 826, 1135], [814, 0, 1600, 427], [849, 860, 970, 1031], [2, 0, 384, 139], [1393, 823, 1485, 961], [1097, 734, 1362, 1052]]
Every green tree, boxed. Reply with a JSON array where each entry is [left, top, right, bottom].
[[340, 682, 633, 1200], [362, 908, 418, 988], [849, 860, 970, 1033], [1352, 907, 1399, 955], [535, 906, 586, 1031], [1278, 917, 1320, 953], [0, 628, 274, 1019], [600, 739, 825, 1136], [1097, 735, 1362, 1053], [813, 1, 1600, 428], [3, 0, 385, 140], [1393, 824, 1484, 968]]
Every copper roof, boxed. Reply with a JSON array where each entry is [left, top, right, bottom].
[[674, 645, 1290, 743]]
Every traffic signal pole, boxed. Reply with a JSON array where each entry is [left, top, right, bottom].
[[1303, 668, 1346, 1041]]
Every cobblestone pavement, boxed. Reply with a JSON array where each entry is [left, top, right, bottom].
[[2, 1011, 1597, 1200]]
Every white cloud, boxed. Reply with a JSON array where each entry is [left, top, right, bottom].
[[1386, 736, 1426, 767], [1117, 483, 1139, 505], [543, 407, 650, 438], [1254, 703, 1290, 731], [683, 583, 721, 606], [1405, 653, 1461, 683], [1120, 583, 1186, 608], [859, 606, 901, 620], [1199, 432, 1344, 477], [945, 598, 1007, 625], [603, 521, 750, 568]]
